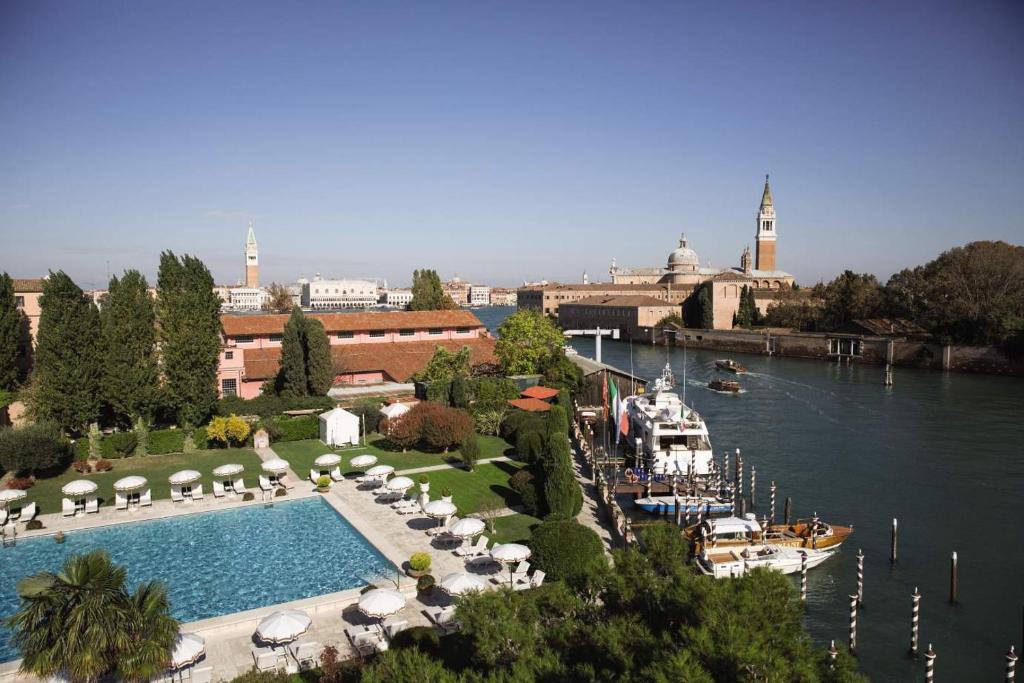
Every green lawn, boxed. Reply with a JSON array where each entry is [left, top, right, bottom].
[[490, 513, 542, 545], [24, 448, 263, 516], [271, 434, 514, 476], [419, 460, 524, 516]]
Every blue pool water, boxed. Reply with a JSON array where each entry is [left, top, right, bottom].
[[0, 497, 395, 663]]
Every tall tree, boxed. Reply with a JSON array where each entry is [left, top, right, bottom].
[[0, 273, 19, 390], [408, 269, 458, 311], [820, 270, 884, 329], [495, 309, 565, 375], [304, 317, 333, 395], [261, 282, 295, 313], [156, 252, 221, 428], [33, 271, 102, 434], [100, 271, 158, 427], [278, 307, 308, 397]]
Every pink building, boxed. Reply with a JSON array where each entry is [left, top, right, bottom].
[[217, 310, 496, 398]]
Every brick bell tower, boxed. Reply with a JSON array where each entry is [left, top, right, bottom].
[[755, 174, 776, 271], [245, 222, 259, 288]]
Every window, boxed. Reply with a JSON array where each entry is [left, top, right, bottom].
[[269, 334, 283, 342], [428, 328, 443, 336], [399, 329, 415, 337], [234, 335, 254, 344], [224, 351, 234, 360], [337, 331, 354, 339], [221, 378, 238, 397], [14, 296, 24, 309], [369, 330, 385, 338]]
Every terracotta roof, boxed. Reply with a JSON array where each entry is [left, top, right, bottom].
[[561, 295, 676, 308], [222, 310, 486, 337], [242, 338, 498, 383], [12, 278, 45, 293], [518, 283, 675, 292], [507, 397, 552, 412], [521, 386, 560, 400]]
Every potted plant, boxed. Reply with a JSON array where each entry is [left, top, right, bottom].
[[441, 487, 453, 503], [407, 551, 431, 578], [418, 474, 430, 494], [416, 574, 435, 594], [316, 475, 331, 493]]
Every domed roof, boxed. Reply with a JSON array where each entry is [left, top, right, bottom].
[[668, 234, 699, 268]]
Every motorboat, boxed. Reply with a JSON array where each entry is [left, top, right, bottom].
[[696, 543, 834, 578], [708, 379, 741, 393], [714, 359, 747, 373], [633, 495, 733, 515], [686, 513, 853, 554]]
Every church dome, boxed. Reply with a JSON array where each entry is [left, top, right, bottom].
[[668, 234, 699, 270]]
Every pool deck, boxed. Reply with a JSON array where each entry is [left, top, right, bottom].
[[0, 446, 515, 682]]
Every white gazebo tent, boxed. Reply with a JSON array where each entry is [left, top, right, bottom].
[[61, 479, 99, 516], [318, 407, 360, 447]]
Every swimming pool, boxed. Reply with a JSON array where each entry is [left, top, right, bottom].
[[0, 497, 395, 663]]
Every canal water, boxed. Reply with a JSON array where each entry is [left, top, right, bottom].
[[477, 308, 1024, 681]]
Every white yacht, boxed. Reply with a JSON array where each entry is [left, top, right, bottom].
[[694, 515, 835, 578], [625, 362, 715, 477]]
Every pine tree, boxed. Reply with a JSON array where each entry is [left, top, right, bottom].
[[156, 252, 222, 428], [278, 307, 308, 397], [34, 271, 102, 434], [408, 269, 458, 311], [100, 271, 158, 427], [304, 317, 333, 395], [0, 273, 19, 391]]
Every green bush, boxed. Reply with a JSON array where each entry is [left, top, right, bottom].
[[25, 519, 43, 531], [0, 422, 71, 474], [416, 574, 435, 593], [192, 426, 209, 450], [450, 377, 469, 408], [529, 519, 606, 588], [274, 487, 287, 497], [147, 429, 186, 455], [471, 377, 520, 409], [316, 475, 331, 489], [517, 430, 545, 464], [389, 625, 440, 653], [425, 380, 451, 406], [104, 431, 138, 458], [409, 552, 431, 572], [460, 434, 480, 470], [74, 438, 90, 461], [227, 668, 293, 683], [265, 415, 319, 442], [509, 467, 542, 516], [348, 401, 382, 433], [242, 492, 255, 502]]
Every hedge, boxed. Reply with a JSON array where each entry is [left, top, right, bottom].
[[148, 429, 186, 455], [529, 519, 606, 589], [265, 415, 319, 443], [100, 432, 138, 459]]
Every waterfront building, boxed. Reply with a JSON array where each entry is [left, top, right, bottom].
[[442, 276, 470, 305], [301, 275, 380, 309], [469, 285, 491, 306], [226, 286, 266, 311], [489, 288, 517, 306], [385, 288, 414, 308], [558, 295, 680, 340], [518, 283, 688, 317], [217, 309, 495, 397]]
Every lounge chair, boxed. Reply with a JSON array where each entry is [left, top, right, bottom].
[[309, 469, 320, 484], [140, 490, 152, 507], [190, 667, 213, 683], [171, 487, 185, 503], [19, 502, 37, 523], [383, 619, 409, 640], [192, 484, 204, 501], [234, 477, 248, 494], [259, 475, 273, 492], [289, 641, 319, 670], [213, 480, 225, 498], [455, 535, 488, 557], [62, 498, 75, 517], [330, 466, 344, 482], [0, 509, 5, 526], [514, 570, 545, 591], [427, 607, 459, 635], [115, 492, 128, 510], [252, 647, 278, 672], [85, 498, 99, 514], [512, 561, 531, 580], [279, 475, 295, 490], [346, 628, 379, 657]]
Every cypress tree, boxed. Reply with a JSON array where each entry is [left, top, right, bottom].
[[541, 405, 583, 519], [304, 317, 333, 395], [157, 252, 221, 428], [100, 270, 158, 427], [278, 307, 308, 397], [34, 271, 102, 434], [0, 273, 19, 391], [697, 285, 714, 329]]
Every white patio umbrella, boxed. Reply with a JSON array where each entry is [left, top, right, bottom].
[[113, 476, 148, 492], [170, 633, 206, 669], [61, 480, 98, 496], [385, 476, 414, 492], [448, 517, 485, 539], [212, 463, 244, 478], [365, 464, 394, 479], [314, 453, 342, 467], [0, 489, 27, 508], [168, 470, 201, 486], [438, 572, 486, 597], [255, 610, 311, 645], [261, 458, 290, 474], [423, 499, 457, 531], [349, 454, 378, 469], [358, 589, 406, 620], [490, 543, 532, 587]]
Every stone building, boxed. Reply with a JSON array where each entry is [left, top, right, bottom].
[[558, 295, 681, 340], [517, 283, 689, 317]]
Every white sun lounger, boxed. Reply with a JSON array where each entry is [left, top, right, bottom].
[[140, 490, 152, 507], [0, 509, 5, 526], [234, 477, 248, 494], [18, 502, 37, 523], [330, 466, 344, 482], [346, 628, 381, 656], [85, 498, 99, 514], [455, 535, 489, 557], [62, 498, 75, 516], [309, 469, 321, 484], [259, 475, 273, 492], [171, 487, 185, 503], [213, 480, 225, 498], [192, 484, 204, 501], [511, 561, 531, 579], [514, 569, 546, 590], [252, 647, 278, 672], [427, 607, 459, 635], [288, 640, 319, 670], [115, 492, 128, 510], [383, 619, 409, 640]]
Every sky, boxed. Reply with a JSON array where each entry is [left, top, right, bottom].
[[1, 1, 1022, 290]]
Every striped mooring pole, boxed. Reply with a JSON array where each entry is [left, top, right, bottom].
[[890, 518, 898, 563], [848, 593, 858, 655], [949, 551, 958, 603], [673, 488, 682, 528], [910, 587, 921, 656], [723, 451, 730, 484], [769, 481, 776, 526], [856, 549, 865, 605], [800, 551, 808, 602], [1007, 645, 1018, 682], [784, 496, 793, 526], [925, 644, 936, 681], [750, 466, 757, 509], [829, 639, 838, 668]]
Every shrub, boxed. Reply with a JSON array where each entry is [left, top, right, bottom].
[[6, 477, 33, 490], [74, 439, 90, 461], [207, 415, 251, 447], [460, 434, 480, 470], [192, 426, 208, 450], [106, 431, 138, 458], [386, 413, 422, 452], [450, 378, 469, 408], [416, 574, 435, 593], [517, 430, 545, 464], [0, 422, 70, 475], [418, 474, 429, 485], [274, 487, 287, 497], [227, 668, 293, 683], [242, 492, 255, 502], [471, 407, 507, 436], [509, 467, 541, 516], [349, 401, 382, 433], [472, 377, 520, 409], [94, 459, 113, 472], [265, 415, 318, 442], [148, 429, 186, 455], [25, 519, 43, 530], [529, 519, 606, 588], [389, 625, 440, 653], [421, 406, 473, 452], [409, 552, 431, 572], [316, 475, 331, 489], [71, 460, 90, 473], [425, 380, 451, 406], [440, 487, 452, 497]]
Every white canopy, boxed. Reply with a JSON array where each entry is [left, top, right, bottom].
[[438, 572, 486, 597], [255, 610, 311, 644], [261, 458, 290, 474], [0, 489, 27, 507], [365, 464, 394, 478], [423, 500, 457, 519], [170, 633, 206, 669], [313, 453, 342, 467], [212, 463, 244, 477], [706, 515, 762, 536], [349, 454, 378, 469], [168, 470, 201, 486], [113, 476, 148, 492], [61, 479, 98, 497], [385, 476, 415, 492], [319, 407, 360, 447], [358, 589, 406, 619], [490, 543, 531, 564], [448, 517, 485, 539]]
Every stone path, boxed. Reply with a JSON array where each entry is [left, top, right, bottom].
[[570, 445, 617, 555]]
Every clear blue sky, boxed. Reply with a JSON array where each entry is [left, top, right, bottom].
[[1, 1, 1021, 290]]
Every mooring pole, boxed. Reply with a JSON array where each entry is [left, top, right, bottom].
[[949, 552, 958, 603], [1007, 645, 1018, 683], [856, 549, 865, 605], [674, 487, 682, 527], [750, 466, 757, 509], [910, 587, 921, 656], [800, 551, 808, 602], [849, 593, 858, 655], [890, 518, 898, 563], [925, 644, 936, 682], [784, 497, 792, 526], [769, 481, 776, 526], [737, 454, 744, 510], [829, 640, 838, 669], [723, 451, 730, 484]]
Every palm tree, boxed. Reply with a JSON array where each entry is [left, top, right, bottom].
[[120, 582, 179, 682], [5, 550, 178, 683]]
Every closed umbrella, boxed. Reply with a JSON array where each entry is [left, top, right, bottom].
[[314, 453, 342, 467], [358, 589, 406, 620], [261, 459, 290, 474], [438, 572, 486, 597], [170, 633, 206, 669], [113, 476, 147, 492], [350, 454, 378, 469], [255, 610, 311, 645], [0, 489, 27, 508], [385, 476, 414, 492], [168, 470, 201, 486], [212, 463, 244, 477], [490, 543, 532, 587], [61, 480, 98, 496]]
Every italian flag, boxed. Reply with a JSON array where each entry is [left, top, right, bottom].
[[609, 380, 629, 444]]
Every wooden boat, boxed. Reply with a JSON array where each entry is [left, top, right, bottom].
[[714, 359, 747, 373], [686, 514, 853, 554], [708, 379, 741, 393], [633, 495, 733, 515], [696, 543, 834, 578]]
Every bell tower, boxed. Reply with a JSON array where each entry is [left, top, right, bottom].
[[245, 222, 259, 288], [755, 175, 776, 271]]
